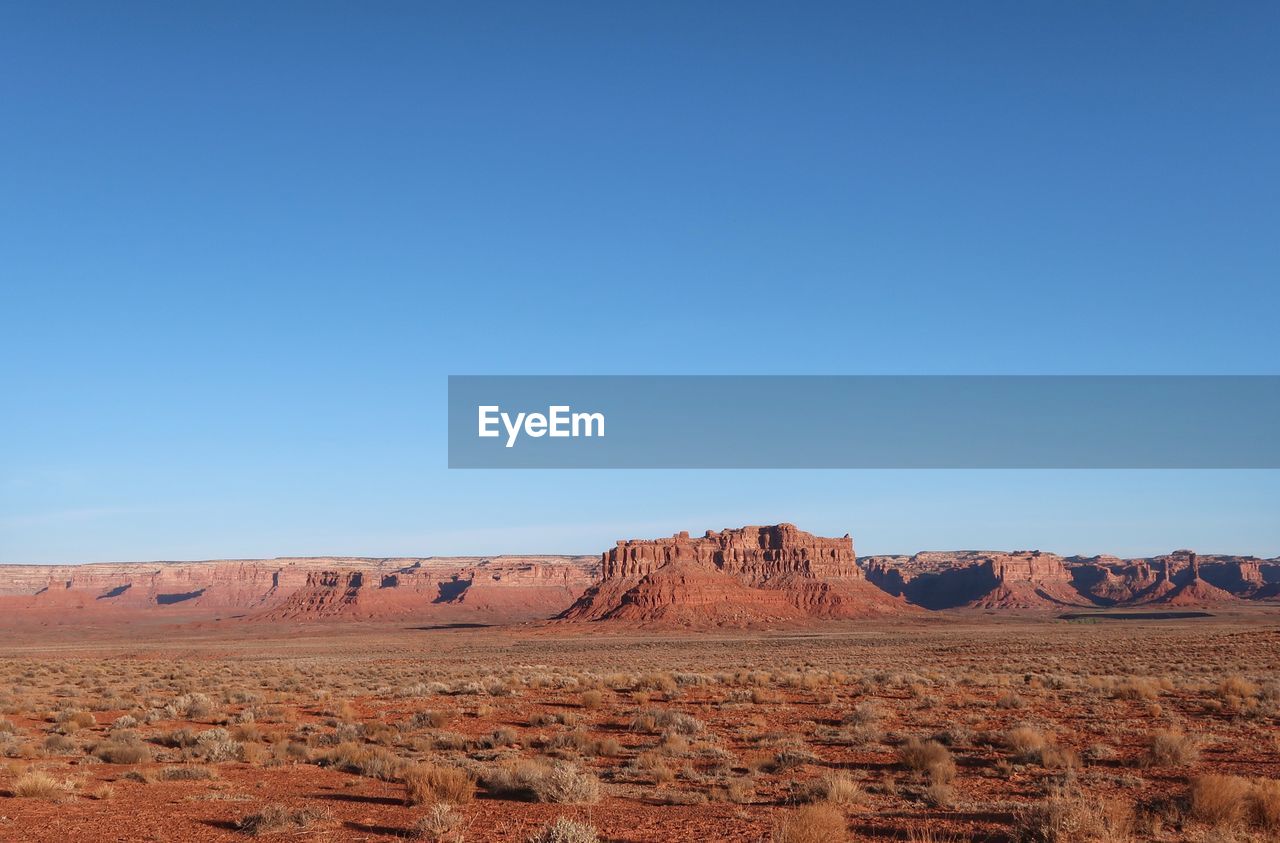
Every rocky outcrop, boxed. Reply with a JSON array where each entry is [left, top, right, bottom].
[[865, 548, 1270, 610], [561, 525, 912, 627], [0, 556, 598, 626]]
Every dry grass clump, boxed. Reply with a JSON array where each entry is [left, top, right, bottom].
[[319, 741, 403, 779], [159, 764, 218, 781], [1005, 726, 1048, 761], [483, 759, 600, 804], [1013, 790, 1132, 842], [10, 770, 66, 799], [403, 762, 476, 806], [92, 737, 152, 764], [772, 803, 847, 843], [55, 709, 97, 731], [898, 737, 955, 784], [1252, 778, 1280, 830], [1190, 773, 1250, 827], [235, 804, 332, 836], [803, 771, 864, 806], [410, 802, 464, 841], [526, 817, 600, 843], [1144, 729, 1199, 767], [580, 689, 603, 710]]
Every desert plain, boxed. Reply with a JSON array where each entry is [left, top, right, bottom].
[[0, 525, 1276, 842]]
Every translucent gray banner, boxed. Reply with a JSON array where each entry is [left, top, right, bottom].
[[447, 376, 1280, 468]]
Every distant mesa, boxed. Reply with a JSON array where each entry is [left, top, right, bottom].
[[0, 556, 598, 627], [863, 548, 1272, 611], [559, 524, 915, 627], [0, 531, 1275, 629]]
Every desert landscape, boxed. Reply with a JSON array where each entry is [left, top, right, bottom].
[[1, 525, 1277, 842]]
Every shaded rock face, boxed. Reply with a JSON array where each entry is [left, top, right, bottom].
[[866, 549, 1271, 610], [0, 557, 599, 626], [863, 551, 1079, 610], [563, 525, 911, 626]]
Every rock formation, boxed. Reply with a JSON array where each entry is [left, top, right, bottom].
[[0, 556, 598, 626], [865, 548, 1272, 611], [560, 524, 912, 626]]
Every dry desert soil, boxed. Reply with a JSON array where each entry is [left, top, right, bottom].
[[0, 612, 1278, 842]]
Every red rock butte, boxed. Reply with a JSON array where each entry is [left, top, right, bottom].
[[561, 524, 912, 627]]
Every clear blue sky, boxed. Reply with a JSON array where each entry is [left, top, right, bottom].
[[2, 2, 1277, 564]]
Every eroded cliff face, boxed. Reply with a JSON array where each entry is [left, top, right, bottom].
[[563, 524, 911, 626], [0, 556, 599, 625], [862, 549, 1271, 610]]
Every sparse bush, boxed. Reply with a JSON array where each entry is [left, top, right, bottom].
[[404, 762, 476, 806], [411, 803, 463, 841], [772, 803, 846, 843], [92, 738, 152, 764], [804, 771, 864, 806], [10, 770, 65, 799], [1145, 730, 1198, 767], [580, 690, 603, 710], [159, 765, 218, 781], [236, 804, 331, 836], [1190, 773, 1250, 826], [1013, 790, 1132, 842], [1251, 778, 1280, 830], [483, 759, 599, 804], [527, 817, 599, 843], [898, 737, 955, 784]]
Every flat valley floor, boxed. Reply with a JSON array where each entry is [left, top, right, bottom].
[[1, 612, 1278, 842]]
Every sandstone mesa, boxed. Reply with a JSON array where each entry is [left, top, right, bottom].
[[0, 527, 1275, 629]]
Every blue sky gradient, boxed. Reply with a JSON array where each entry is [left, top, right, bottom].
[[2, 2, 1277, 563]]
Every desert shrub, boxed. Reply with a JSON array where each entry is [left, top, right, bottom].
[[526, 817, 599, 843], [535, 761, 601, 804], [1251, 778, 1280, 830], [43, 733, 76, 753], [153, 728, 196, 748], [1039, 744, 1081, 770], [196, 728, 241, 762], [92, 738, 152, 764], [898, 737, 955, 784], [235, 804, 331, 836], [412, 710, 451, 729], [411, 802, 463, 841], [1013, 791, 1132, 842], [403, 762, 476, 806], [0, 718, 16, 734], [997, 691, 1027, 709], [319, 741, 403, 780], [580, 690, 603, 710], [772, 803, 846, 843], [640, 709, 704, 735], [770, 747, 822, 772], [843, 701, 882, 727], [803, 771, 864, 806], [1190, 773, 1251, 826], [1218, 676, 1258, 700], [10, 770, 65, 798], [924, 783, 954, 807], [1005, 726, 1048, 761], [483, 759, 600, 804], [1145, 730, 1199, 767], [711, 777, 755, 804], [634, 750, 675, 783], [159, 765, 218, 780], [172, 693, 217, 720], [1113, 678, 1160, 701]]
